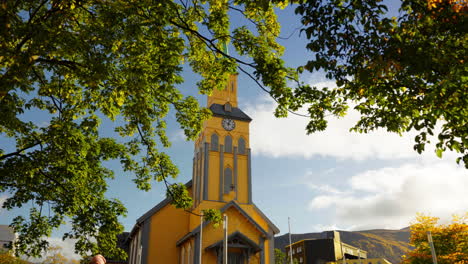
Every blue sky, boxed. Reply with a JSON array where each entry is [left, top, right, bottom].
[[1, 1, 467, 259]]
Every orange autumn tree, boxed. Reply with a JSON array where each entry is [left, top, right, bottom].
[[0, 253, 31, 264], [402, 213, 468, 264], [427, 0, 467, 12]]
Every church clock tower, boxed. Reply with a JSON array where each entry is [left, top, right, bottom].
[[128, 72, 279, 264], [191, 73, 253, 207]]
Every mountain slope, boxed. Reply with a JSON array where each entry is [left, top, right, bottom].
[[275, 228, 411, 264]]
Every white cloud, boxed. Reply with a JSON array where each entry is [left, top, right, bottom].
[[310, 223, 356, 232], [244, 80, 456, 161], [307, 161, 468, 230], [170, 129, 187, 142], [47, 237, 81, 260], [307, 183, 347, 195], [246, 94, 427, 160], [25, 237, 80, 262]]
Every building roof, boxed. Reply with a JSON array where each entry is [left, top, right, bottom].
[[0, 225, 15, 242], [252, 203, 280, 234], [209, 104, 252, 122], [285, 238, 368, 254], [128, 180, 193, 238], [136, 180, 193, 225]]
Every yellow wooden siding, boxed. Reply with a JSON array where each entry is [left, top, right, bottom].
[[146, 203, 190, 263], [237, 155, 248, 203]]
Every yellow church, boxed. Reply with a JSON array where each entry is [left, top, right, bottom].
[[127, 74, 280, 264]]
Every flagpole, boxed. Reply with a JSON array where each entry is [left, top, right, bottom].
[[427, 231, 438, 264], [288, 217, 293, 264], [341, 241, 346, 264], [223, 214, 228, 264], [199, 214, 203, 264]]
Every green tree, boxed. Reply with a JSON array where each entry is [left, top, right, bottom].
[[0, 0, 293, 259], [401, 213, 468, 264], [275, 248, 286, 264], [279, 0, 467, 166]]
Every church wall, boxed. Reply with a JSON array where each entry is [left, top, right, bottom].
[[239, 205, 271, 235], [265, 235, 274, 264], [146, 202, 190, 263], [188, 200, 224, 231], [203, 118, 250, 148], [239, 204, 277, 264], [208, 151, 220, 201], [198, 207, 265, 264], [207, 74, 239, 108], [237, 154, 248, 203]]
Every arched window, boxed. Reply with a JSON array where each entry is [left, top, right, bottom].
[[211, 133, 219, 151], [224, 102, 232, 112], [224, 167, 233, 194], [224, 135, 232, 153], [238, 137, 246, 154]]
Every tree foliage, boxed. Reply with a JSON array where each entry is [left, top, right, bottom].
[[402, 213, 468, 264], [274, 248, 286, 264], [0, 0, 292, 258], [287, 0, 468, 166], [0, 250, 31, 264], [41, 246, 80, 264]]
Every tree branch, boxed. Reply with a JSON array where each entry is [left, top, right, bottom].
[[35, 58, 83, 70], [168, 12, 255, 68], [0, 142, 41, 161], [237, 66, 310, 118]]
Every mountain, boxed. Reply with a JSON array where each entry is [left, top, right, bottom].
[[274, 228, 411, 264]]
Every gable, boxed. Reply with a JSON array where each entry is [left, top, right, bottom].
[[177, 200, 274, 247]]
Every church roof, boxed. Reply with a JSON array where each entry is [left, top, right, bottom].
[[252, 204, 280, 234], [210, 103, 252, 122], [131, 182, 280, 243], [136, 180, 192, 225]]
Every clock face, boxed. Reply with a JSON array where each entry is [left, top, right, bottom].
[[222, 118, 235, 131]]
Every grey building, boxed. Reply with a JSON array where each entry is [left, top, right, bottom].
[[0, 225, 16, 252]]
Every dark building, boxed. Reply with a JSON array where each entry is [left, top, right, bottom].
[[285, 231, 367, 264]]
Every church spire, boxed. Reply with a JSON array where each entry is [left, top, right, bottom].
[[207, 74, 238, 108], [207, 41, 238, 107]]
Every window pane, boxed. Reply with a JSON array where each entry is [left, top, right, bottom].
[[238, 137, 245, 154], [224, 167, 232, 194], [225, 135, 232, 153], [211, 134, 219, 151]]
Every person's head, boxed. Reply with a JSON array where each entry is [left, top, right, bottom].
[[89, 254, 106, 264]]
